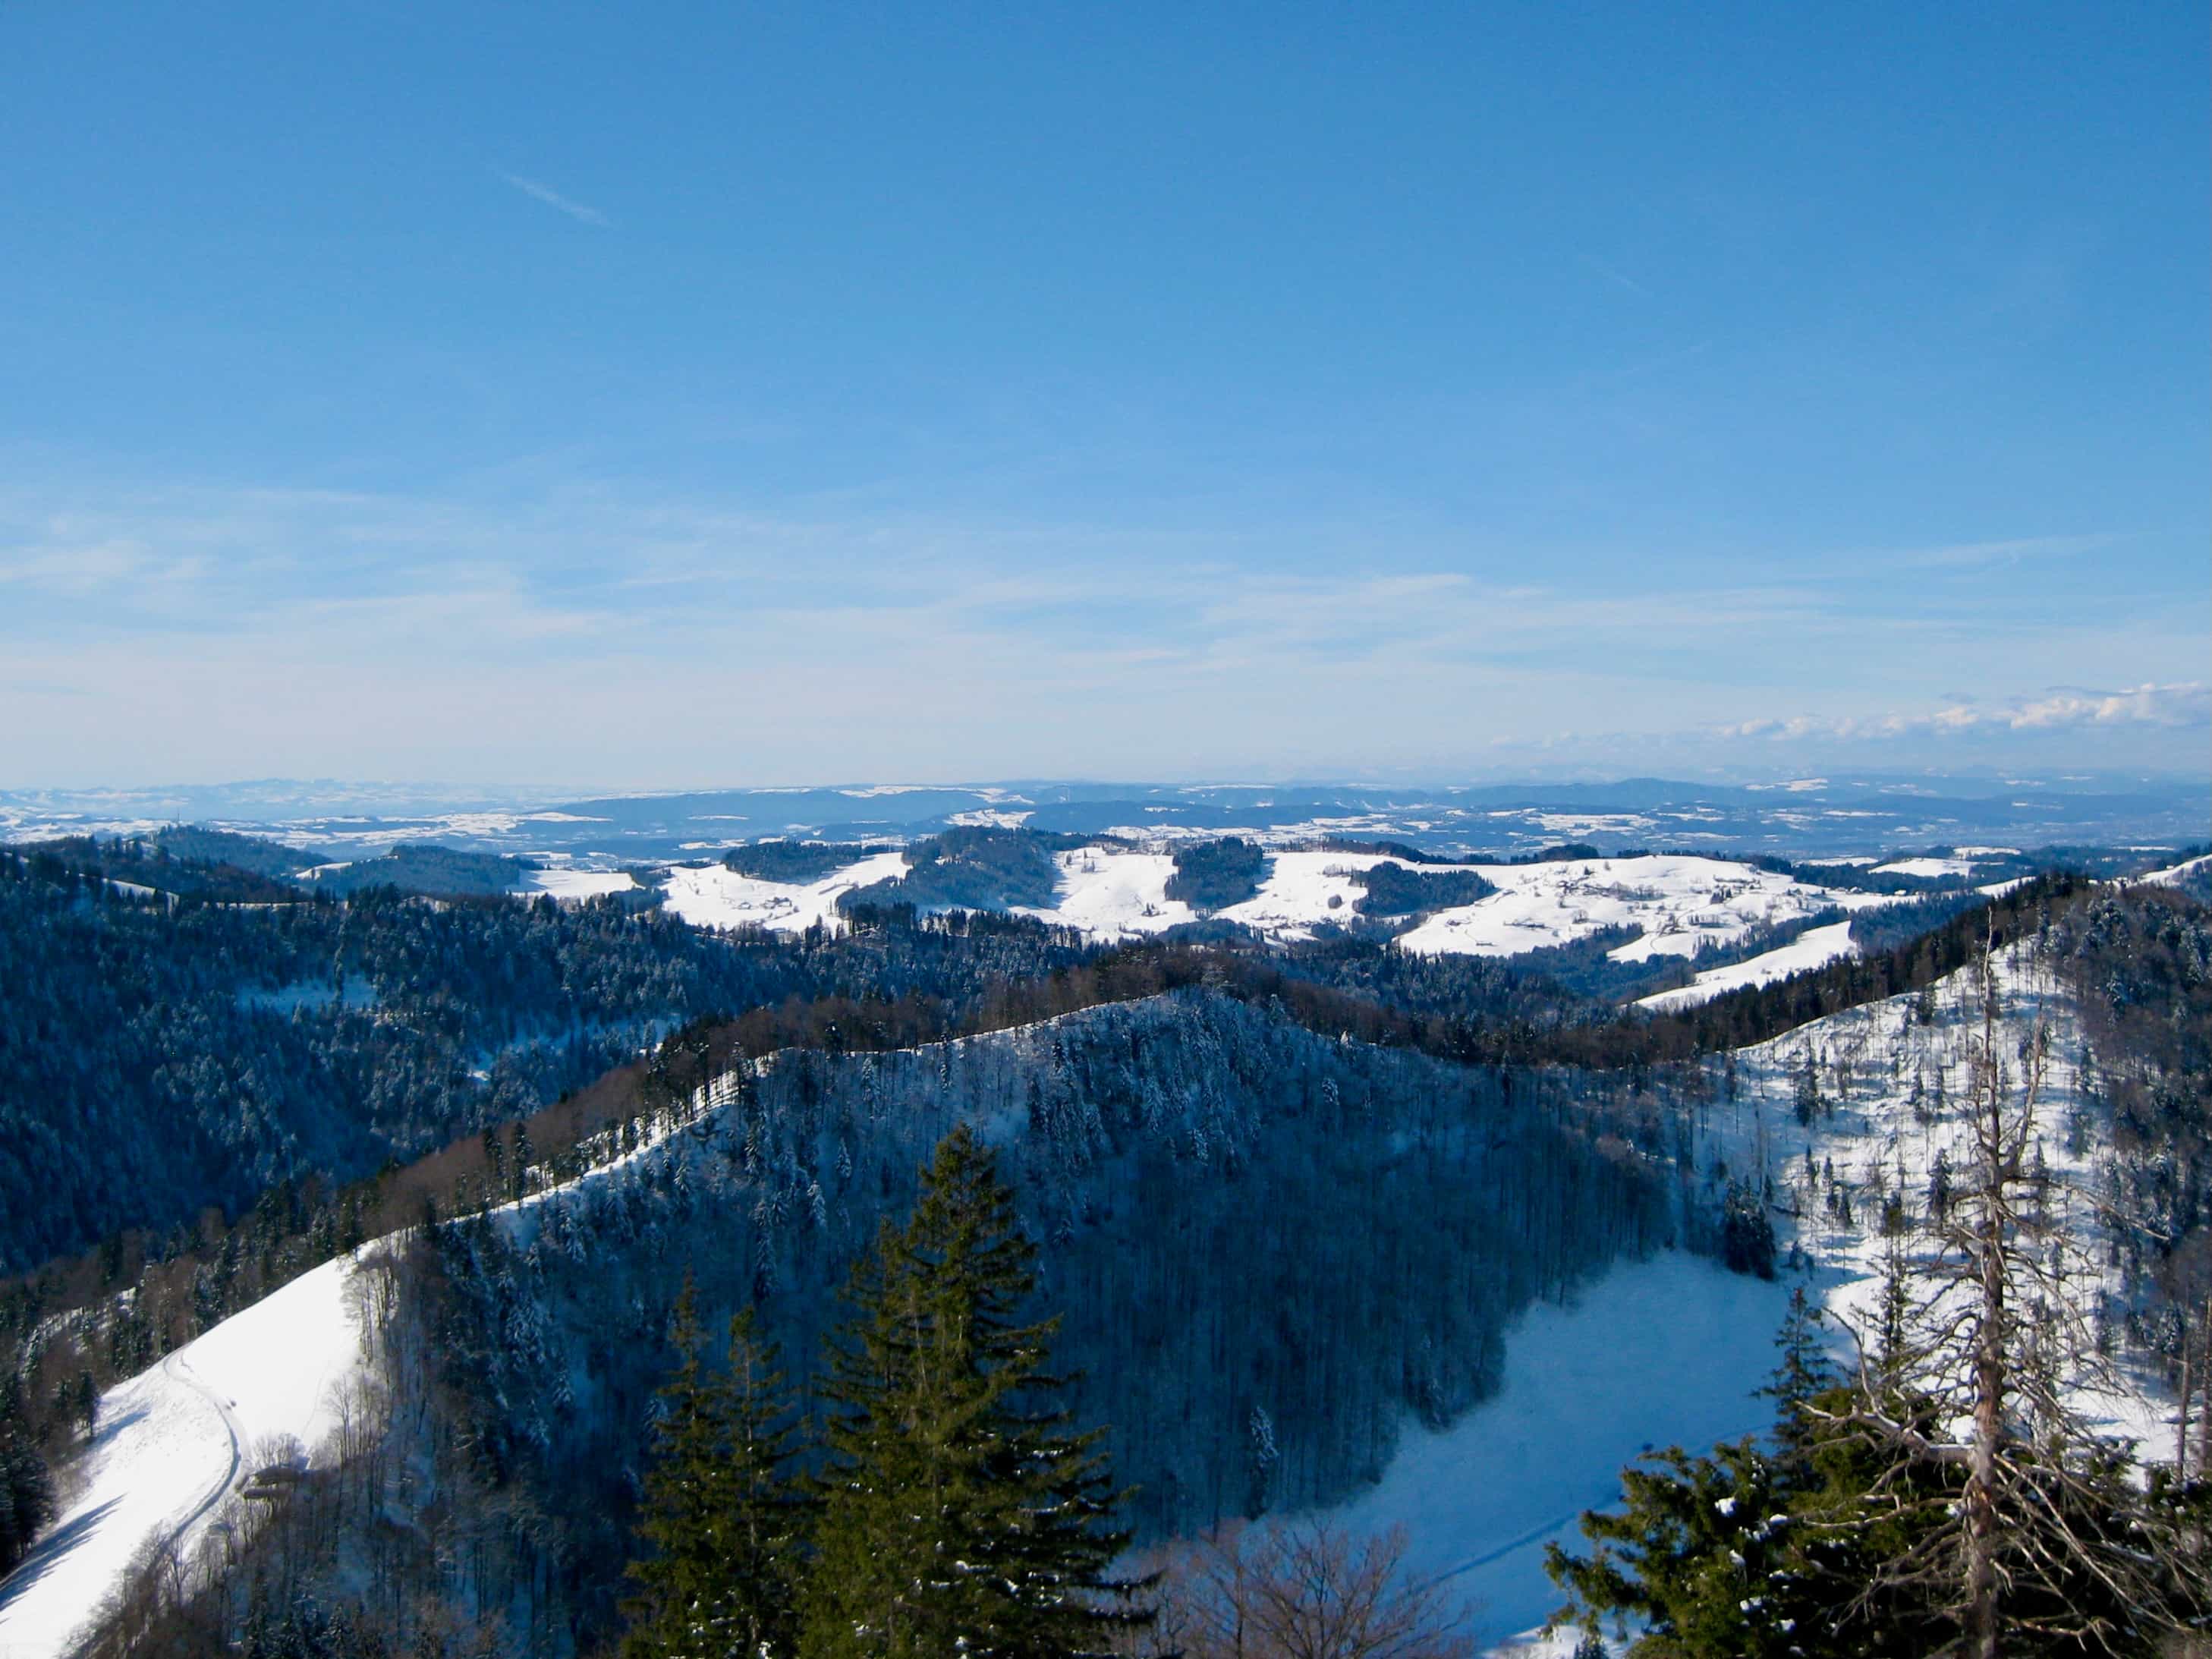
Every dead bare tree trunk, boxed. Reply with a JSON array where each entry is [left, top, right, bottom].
[[1963, 938, 2015, 1659]]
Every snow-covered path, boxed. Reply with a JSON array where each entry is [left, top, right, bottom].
[[0, 1256, 367, 1659]]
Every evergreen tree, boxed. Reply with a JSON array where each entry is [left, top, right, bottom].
[[623, 1277, 805, 1659], [0, 1434, 55, 1576], [1760, 1286, 1834, 1471], [800, 1125, 1134, 1659]]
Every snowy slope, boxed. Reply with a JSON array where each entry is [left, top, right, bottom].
[[0, 1256, 370, 1659], [2138, 852, 2212, 888], [1330, 1253, 1790, 1645], [1635, 919, 1861, 1012], [656, 850, 908, 936], [1871, 856, 1974, 878]]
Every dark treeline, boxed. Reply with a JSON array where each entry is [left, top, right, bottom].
[[0, 842, 1115, 1275], [1351, 860, 1496, 917], [2050, 883, 2212, 1421], [840, 826, 1100, 913], [1165, 837, 1268, 911], [720, 840, 895, 883], [23, 834, 309, 903]]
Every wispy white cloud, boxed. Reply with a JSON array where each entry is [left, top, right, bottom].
[[1, 474, 2203, 787], [495, 170, 609, 228], [1721, 682, 2210, 743], [1887, 533, 2118, 570]]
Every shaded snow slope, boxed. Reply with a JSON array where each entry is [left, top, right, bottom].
[[1330, 1252, 1790, 1647], [0, 1257, 370, 1659], [657, 850, 908, 936], [1636, 919, 1861, 1012]]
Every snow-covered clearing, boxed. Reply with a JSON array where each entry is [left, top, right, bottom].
[[1635, 918, 1861, 1012], [1012, 848, 1195, 938], [0, 1257, 370, 1659], [657, 850, 908, 936], [1399, 855, 1899, 962], [1871, 855, 1974, 878], [1212, 849, 1397, 938]]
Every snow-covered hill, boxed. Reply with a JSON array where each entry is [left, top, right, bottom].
[[654, 842, 1908, 963], [0, 1257, 373, 1659], [1397, 854, 1900, 961], [1635, 918, 1863, 1012]]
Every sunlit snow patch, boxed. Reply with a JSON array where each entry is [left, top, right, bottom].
[[1871, 856, 1975, 878], [515, 867, 639, 900], [1636, 919, 1861, 1012]]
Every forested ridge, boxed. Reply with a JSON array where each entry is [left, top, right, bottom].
[[91, 987, 1680, 1654], [0, 843, 1115, 1274]]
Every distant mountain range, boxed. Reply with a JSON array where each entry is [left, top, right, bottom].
[[2, 772, 2204, 864]]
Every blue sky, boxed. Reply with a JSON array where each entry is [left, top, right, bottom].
[[2, 3, 2205, 788]]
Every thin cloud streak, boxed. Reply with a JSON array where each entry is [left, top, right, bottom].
[[1721, 682, 2210, 743], [495, 170, 610, 227]]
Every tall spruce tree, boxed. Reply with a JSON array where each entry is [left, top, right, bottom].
[[622, 1277, 805, 1659], [799, 1125, 1134, 1659]]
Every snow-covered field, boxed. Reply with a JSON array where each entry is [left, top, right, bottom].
[[1011, 848, 1196, 938], [0, 1257, 370, 1659], [657, 850, 908, 936], [1398, 855, 1899, 962], [1871, 855, 1974, 878], [1635, 918, 1861, 1012]]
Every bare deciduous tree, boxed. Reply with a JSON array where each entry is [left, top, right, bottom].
[[1816, 931, 2208, 1656], [1122, 1519, 1475, 1659]]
